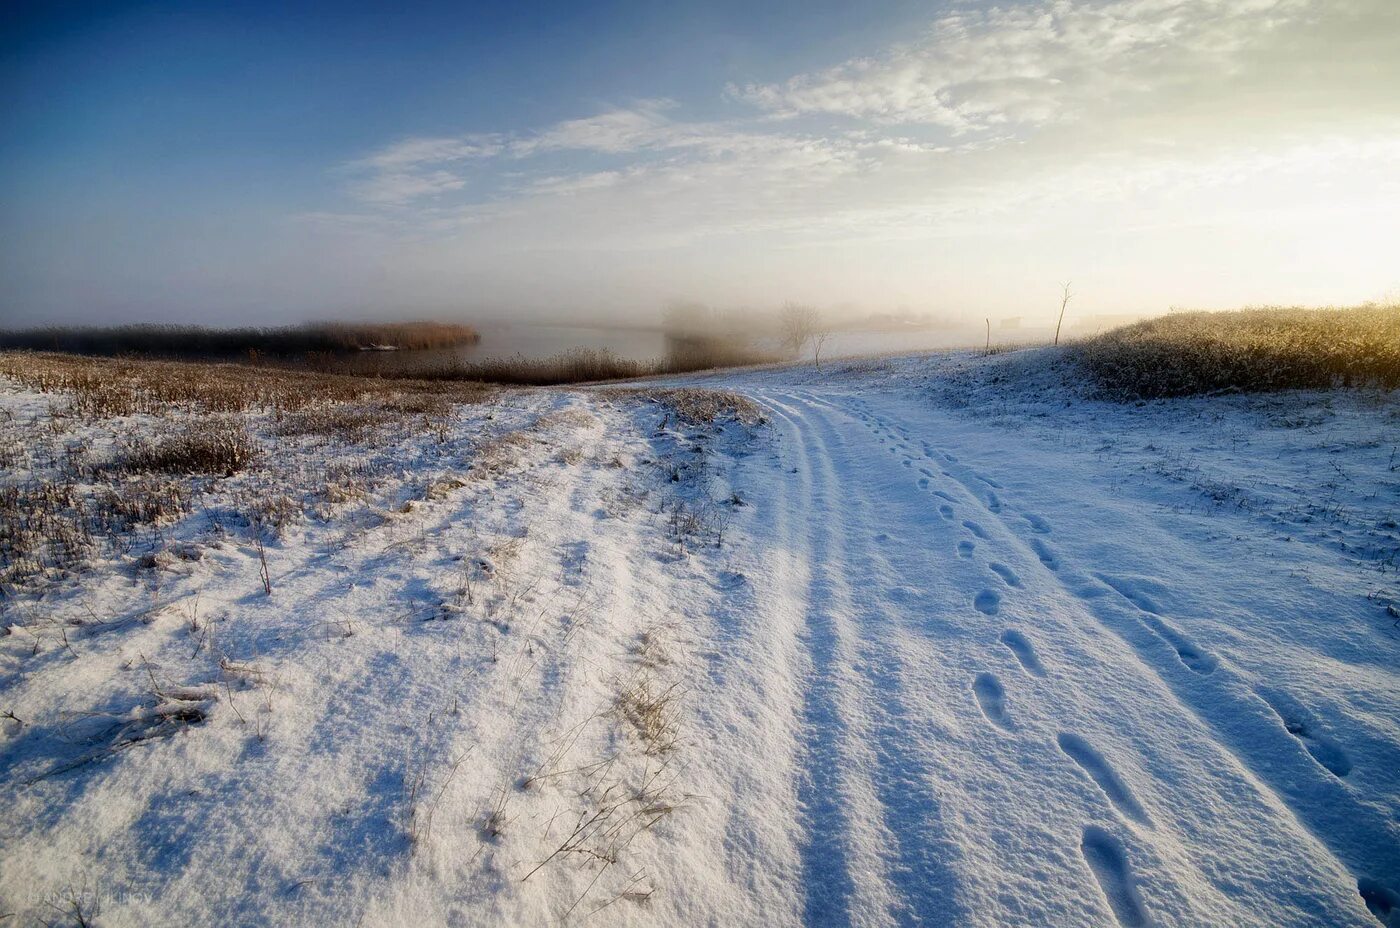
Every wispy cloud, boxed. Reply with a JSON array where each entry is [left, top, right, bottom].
[[308, 0, 1398, 314], [730, 0, 1314, 133]]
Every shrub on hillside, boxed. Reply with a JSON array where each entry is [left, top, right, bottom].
[[1073, 305, 1400, 399]]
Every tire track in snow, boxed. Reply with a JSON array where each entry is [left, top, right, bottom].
[[758, 397, 889, 926], [761, 393, 970, 925]]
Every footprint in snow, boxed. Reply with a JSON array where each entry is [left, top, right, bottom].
[[987, 491, 1002, 513], [1023, 513, 1052, 534], [972, 673, 1011, 728], [989, 562, 1022, 587], [939, 505, 956, 521], [918, 477, 930, 489], [934, 490, 955, 502], [957, 540, 976, 558], [973, 589, 1001, 615], [717, 571, 748, 590], [1030, 538, 1060, 571], [963, 520, 988, 539], [1258, 688, 1352, 778], [1359, 879, 1400, 925], [999, 630, 1044, 676], [1057, 734, 1151, 825], [1096, 574, 1218, 675], [1080, 827, 1151, 927]]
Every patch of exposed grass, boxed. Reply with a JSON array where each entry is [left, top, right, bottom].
[[274, 405, 395, 439], [121, 425, 260, 476], [1074, 304, 1400, 399], [608, 388, 763, 425], [0, 351, 495, 416]]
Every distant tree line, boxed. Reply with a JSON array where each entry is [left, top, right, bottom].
[[0, 321, 481, 358]]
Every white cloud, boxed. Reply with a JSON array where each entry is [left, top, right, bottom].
[[730, 0, 1314, 133], [357, 135, 502, 169], [349, 169, 467, 206], [310, 0, 1399, 317]]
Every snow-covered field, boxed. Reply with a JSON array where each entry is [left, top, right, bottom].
[[2, 350, 1397, 926]]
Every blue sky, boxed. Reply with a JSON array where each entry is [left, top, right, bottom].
[[3, 0, 1398, 326]]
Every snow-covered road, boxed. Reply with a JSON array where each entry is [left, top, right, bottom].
[[690, 377, 1398, 927], [3, 353, 1397, 926]]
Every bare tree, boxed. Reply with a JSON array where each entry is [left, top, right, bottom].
[[780, 303, 819, 356], [1054, 282, 1073, 346], [780, 303, 833, 369], [812, 322, 832, 371]]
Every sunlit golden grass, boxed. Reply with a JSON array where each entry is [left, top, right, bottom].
[[1075, 304, 1400, 399]]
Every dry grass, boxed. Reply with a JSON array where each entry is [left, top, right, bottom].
[[1, 472, 193, 589], [613, 677, 682, 757], [274, 405, 396, 439], [0, 321, 480, 358], [1075, 304, 1400, 399], [607, 388, 763, 426], [0, 351, 497, 590], [0, 351, 494, 416], [121, 424, 259, 476]]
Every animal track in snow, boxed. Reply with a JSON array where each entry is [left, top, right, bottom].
[[988, 562, 1022, 587], [1081, 827, 1150, 927], [934, 490, 955, 502], [972, 673, 1010, 728], [1023, 513, 1052, 534], [987, 492, 1002, 512], [1057, 734, 1150, 825], [918, 477, 930, 489], [973, 589, 1001, 615], [962, 520, 988, 539], [939, 505, 956, 521], [957, 540, 976, 558], [977, 475, 1003, 489], [999, 630, 1045, 676], [1259, 689, 1352, 778]]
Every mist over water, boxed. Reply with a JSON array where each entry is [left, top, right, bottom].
[[325, 318, 1000, 376]]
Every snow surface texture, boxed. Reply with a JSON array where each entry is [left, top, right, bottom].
[[2, 351, 1399, 927]]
